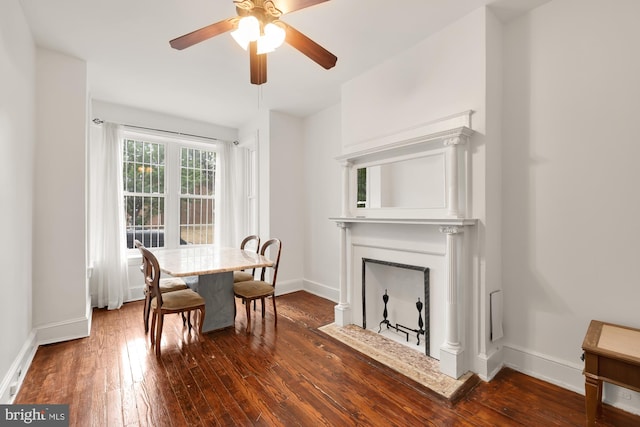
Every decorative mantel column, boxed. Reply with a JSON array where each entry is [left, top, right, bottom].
[[340, 160, 351, 217], [335, 160, 353, 326], [335, 221, 352, 326], [443, 135, 468, 218], [439, 225, 465, 378]]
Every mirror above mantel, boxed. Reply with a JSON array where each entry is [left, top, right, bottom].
[[335, 112, 475, 221], [356, 152, 446, 210]]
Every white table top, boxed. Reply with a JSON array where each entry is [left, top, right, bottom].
[[151, 246, 272, 277]]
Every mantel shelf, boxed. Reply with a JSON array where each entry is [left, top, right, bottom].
[[329, 216, 477, 226]]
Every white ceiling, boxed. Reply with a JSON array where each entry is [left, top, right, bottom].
[[20, 0, 549, 128]]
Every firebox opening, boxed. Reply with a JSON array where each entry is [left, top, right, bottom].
[[362, 258, 431, 357]]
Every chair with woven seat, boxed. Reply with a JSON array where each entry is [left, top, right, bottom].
[[138, 245, 206, 357], [233, 234, 260, 283], [233, 238, 281, 333], [134, 239, 189, 333]]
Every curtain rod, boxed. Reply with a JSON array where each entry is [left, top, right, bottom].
[[92, 118, 239, 145]]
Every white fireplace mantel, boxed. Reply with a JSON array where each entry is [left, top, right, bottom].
[[331, 112, 476, 379], [330, 217, 476, 227]]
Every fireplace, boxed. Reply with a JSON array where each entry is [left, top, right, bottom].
[[330, 112, 476, 379], [361, 258, 430, 356]]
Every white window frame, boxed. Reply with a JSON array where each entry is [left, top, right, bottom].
[[123, 129, 221, 254]]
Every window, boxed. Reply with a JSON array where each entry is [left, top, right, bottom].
[[357, 167, 367, 208], [179, 147, 216, 245], [123, 132, 218, 249], [123, 138, 166, 248]]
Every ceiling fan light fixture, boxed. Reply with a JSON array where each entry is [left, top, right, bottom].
[[170, 0, 337, 85], [256, 22, 286, 54], [231, 15, 260, 50]]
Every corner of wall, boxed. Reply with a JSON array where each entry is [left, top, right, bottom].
[[303, 279, 339, 303], [0, 332, 37, 404], [35, 315, 91, 346], [473, 345, 504, 381], [274, 278, 304, 296]]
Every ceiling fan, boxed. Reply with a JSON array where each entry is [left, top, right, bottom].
[[169, 0, 338, 85]]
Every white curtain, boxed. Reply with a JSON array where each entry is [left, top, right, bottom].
[[217, 141, 250, 247], [89, 122, 130, 309]]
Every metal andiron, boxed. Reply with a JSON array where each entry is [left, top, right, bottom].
[[378, 289, 426, 346], [362, 258, 430, 356]]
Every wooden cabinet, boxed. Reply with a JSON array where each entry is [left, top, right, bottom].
[[582, 320, 640, 426]]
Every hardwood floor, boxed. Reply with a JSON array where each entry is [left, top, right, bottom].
[[15, 291, 640, 426]]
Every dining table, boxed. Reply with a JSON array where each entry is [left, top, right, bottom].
[[151, 245, 273, 332]]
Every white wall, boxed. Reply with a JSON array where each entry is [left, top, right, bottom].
[[502, 0, 640, 411], [302, 104, 342, 301], [342, 8, 487, 152], [478, 6, 504, 377], [268, 111, 305, 293], [92, 100, 238, 143], [240, 110, 312, 296], [33, 48, 90, 343], [240, 105, 342, 302], [0, 0, 37, 404]]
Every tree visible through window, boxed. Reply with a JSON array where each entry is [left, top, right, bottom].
[[122, 134, 218, 249], [357, 167, 367, 208], [123, 138, 166, 248], [180, 147, 216, 245]]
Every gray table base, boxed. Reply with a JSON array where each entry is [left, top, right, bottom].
[[185, 272, 235, 332]]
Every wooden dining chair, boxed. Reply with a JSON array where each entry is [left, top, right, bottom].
[[138, 245, 206, 357], [134, 239, 189, 333], [233, 234, 261, 283], [233, 238, 282, 333]]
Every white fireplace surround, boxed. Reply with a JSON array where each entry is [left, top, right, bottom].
[[331, 111, 476, 379]]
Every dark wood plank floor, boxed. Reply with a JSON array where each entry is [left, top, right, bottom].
[[15, 291, 640, 426]]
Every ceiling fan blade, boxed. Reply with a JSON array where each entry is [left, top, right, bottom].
[[169, 19, 235, 50], [283, 23, 337, 70], [249, 41, 267, 85], [275, 0, 329, 15]]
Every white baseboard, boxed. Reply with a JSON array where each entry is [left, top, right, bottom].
[[126, 278, 338, 304], [275, 278, 304, 296], [504, 343, 640, 416], [35, 314, 91, 346], [302, 279, 339, 302], [95, 287, 144, 306], [473, 346, 504, 381], [127, 285, 145, 302], [0, 332, 37, 404]]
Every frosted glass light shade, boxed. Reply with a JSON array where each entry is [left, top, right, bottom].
[[231, 16, 260, 50], [257, 23, 286, 54]]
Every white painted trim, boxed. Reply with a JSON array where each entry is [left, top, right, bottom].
[[85, 296, 93, 334], [340, 111, 473, 158], [302, 279, 339, 303], [127, 286, 145, 302], [473, 347, 504, 381], [337, 121, 473, 221], [504, 344, 640, 415], [274, 278, 303, 296], [35, 315, 91, 346], [0, 332, 38, 404], [351, 237, 446, 256], [1, 301, 94, 403], [330, 217, 477, 226]]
